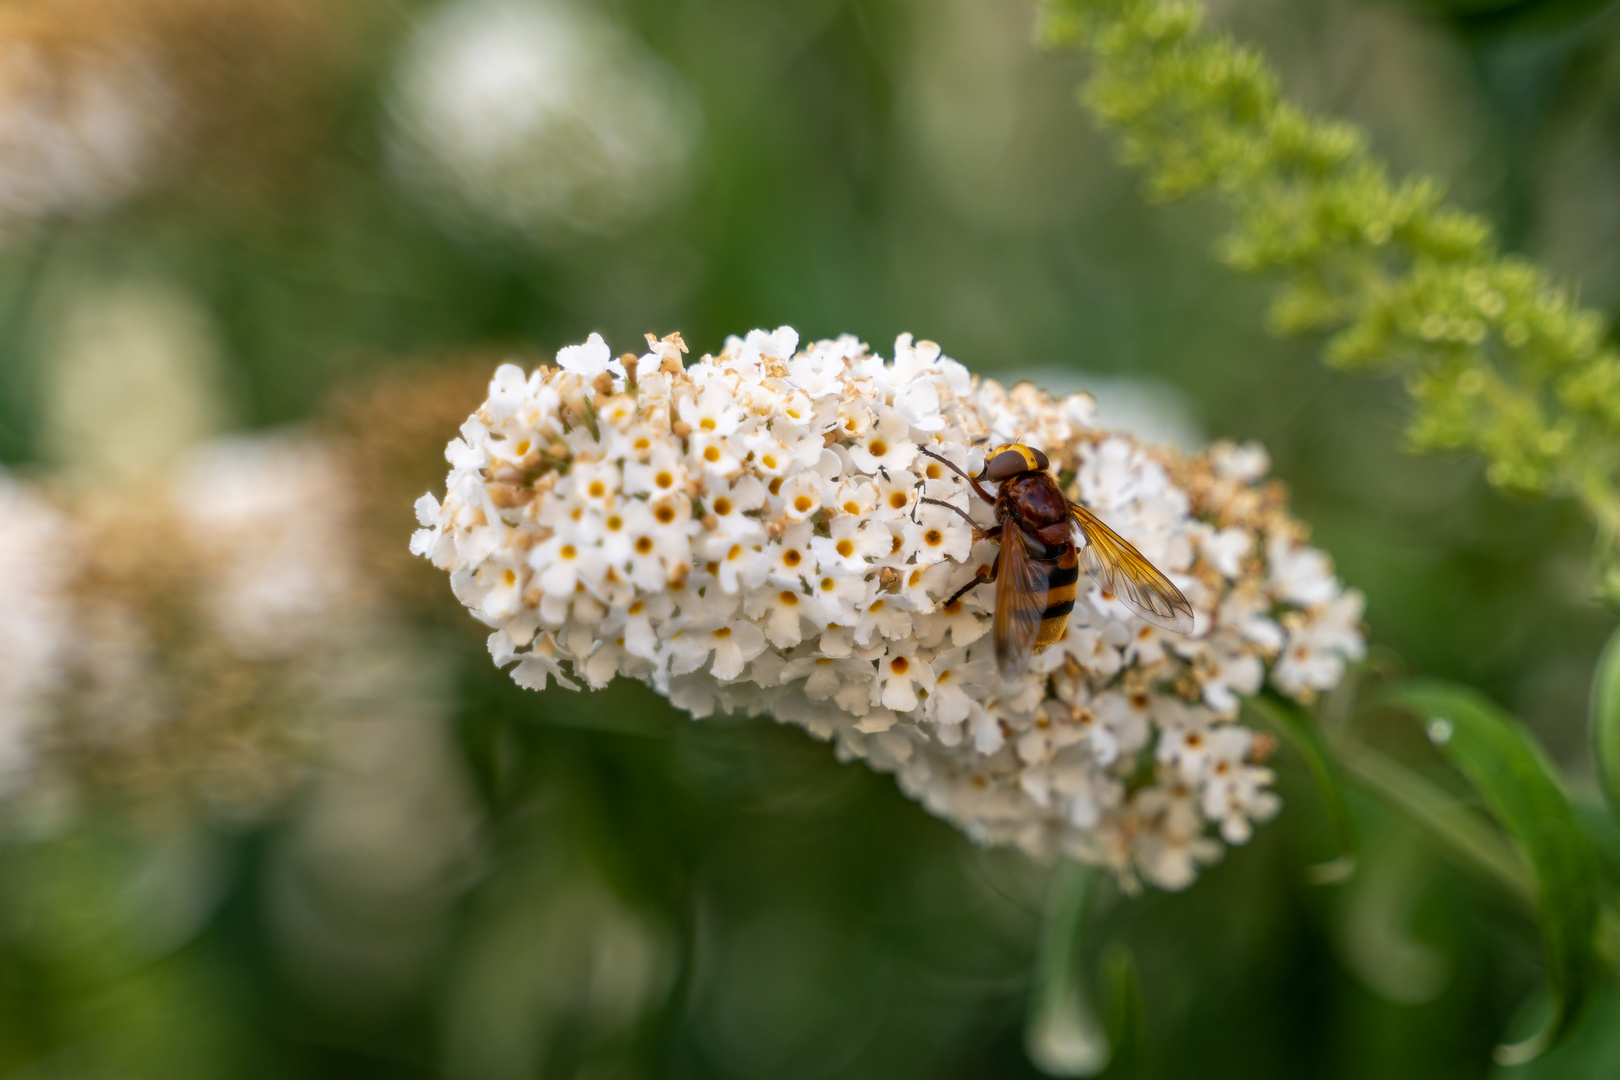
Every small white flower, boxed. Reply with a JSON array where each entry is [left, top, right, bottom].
[[875, 644, 935, 712], [852, 592, 913, 646], [1271, 591, 1367, 700], [1268, 533, 1338, 607], [1191, 637, 1264, 717], [1210, 439, 1271, 482], [1201, 525, 1252, 579], [902, 511, 973, 566], [679, 382, 746, 437], [622, 442, 688, 499], [924, 647, 981, 725], [847, 408, 919, 474], [556, 332, 613, 378], [744, 587, 810, 649], [810, 517, 891, 574], [806, 569, 867, 628], [530, 533, 605, 600], [666, 620, 766, 681]]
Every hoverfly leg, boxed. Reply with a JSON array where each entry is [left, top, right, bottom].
[[944, 555, 1000, 608], [918, 447, 997, 505], [916, 496, 992, 537]]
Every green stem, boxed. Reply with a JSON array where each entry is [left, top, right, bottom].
[[1026, 861, 1111, 1078]]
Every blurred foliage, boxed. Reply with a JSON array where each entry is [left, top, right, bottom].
[[3, 0, 1620, 1076], [1042, 0, 1620, 599]]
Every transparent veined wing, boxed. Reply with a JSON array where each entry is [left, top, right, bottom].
[[1070, 503, 1195, 634], [993, 522, 1051, 679]]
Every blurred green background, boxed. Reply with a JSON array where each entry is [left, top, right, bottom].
[[2, 0, 1620, 1076]]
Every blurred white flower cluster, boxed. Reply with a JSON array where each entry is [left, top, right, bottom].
[[413, 329, 1366, 889], [0, 10, 173, 230], [0, 435, 380, 828], [0, 476, 75, 796], [388, 0, 699, 241]]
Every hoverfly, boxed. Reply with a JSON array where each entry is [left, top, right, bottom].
[[917, 444, 1194, 679]]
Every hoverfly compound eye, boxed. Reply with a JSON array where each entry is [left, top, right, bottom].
[[984, 448, 1033, 482], [1031, 447, 1049, 471]]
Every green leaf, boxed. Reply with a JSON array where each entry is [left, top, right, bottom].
[[1026, 861, 1110, 1078], [1335, 823, 1451, 1004], [1490, 980, 1620, 1080], [1333, 738, 1532, 899], [1385, 680, 1601, 1066], [1246, 694, 1359, 883], [1589, 622, 1620, 823]]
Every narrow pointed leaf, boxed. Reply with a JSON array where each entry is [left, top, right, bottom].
[[1590, 623, 1620, 823], [1333, 737, 1531, 899], [1247, 694, 1359, 883], [1385, 680, 1600, 1065]]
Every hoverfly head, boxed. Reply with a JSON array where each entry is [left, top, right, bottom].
[[978, 443, 1049, 482]]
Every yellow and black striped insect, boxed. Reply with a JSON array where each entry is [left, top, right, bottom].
[[918, 443, 1195, 679]]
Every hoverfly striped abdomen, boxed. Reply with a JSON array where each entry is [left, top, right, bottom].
[[1031, 536, 1080, 652]]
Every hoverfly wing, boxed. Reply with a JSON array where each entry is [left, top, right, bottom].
[[993, 523, 1050, 679], [1069, 503, 1195, 635]]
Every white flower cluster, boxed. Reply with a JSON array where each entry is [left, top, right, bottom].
[[413, 329, 1367, 890], [0, 435, 376, 827], [0, 476, 75, 798], [388, 0, 699, 241], [0, 21, 172, 229]]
